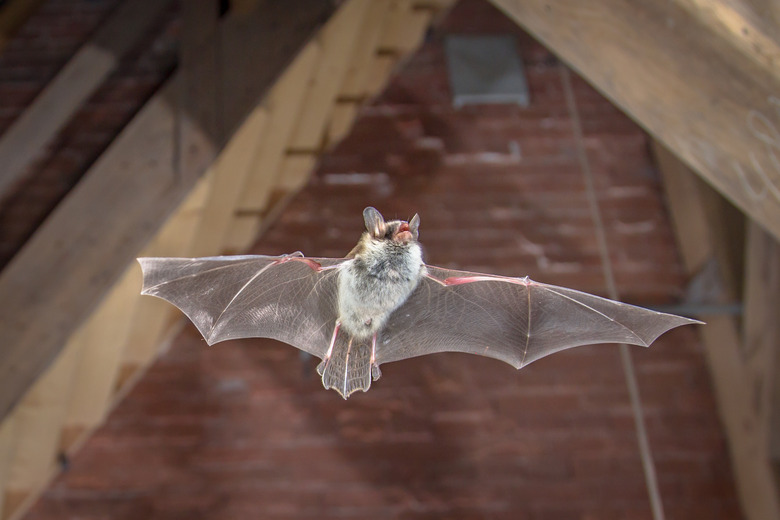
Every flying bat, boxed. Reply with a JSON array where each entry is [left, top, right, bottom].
[[138, 207, 700, 399]]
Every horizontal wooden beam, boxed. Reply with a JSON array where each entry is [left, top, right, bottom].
[[489, 0, 780, 242], [0, 0, 336, 421]]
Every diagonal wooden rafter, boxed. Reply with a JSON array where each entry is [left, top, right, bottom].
[[0, 0, 337, 422], [489, 0, 780, 243], [0, 2, 459, 518], [0, 0, 460, 520], [655, 141, 780, 520]]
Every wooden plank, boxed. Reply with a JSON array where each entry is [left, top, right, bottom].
[[489, 0, 780, 242], [0, 417, 16, 519], [119, 174, 214, 373], [275, 154, 318, 194], [365, 54, 400, 95], [0, 1, 337, 421], [338, 0, 393, 99], [698, 317, 780, 520], [236, 43, 320, 214], [678, 0, 780, 66], [187, 106, 269, 257], [697, 180, 747, 299], [178, 0, 221, 179], [60, 265, 139, 451], [287, 0, 372, 152], [3, 340, 83, 520], [0, 0, 46, 54], [653, 141, 712, 274], [656, 144, 780, 520], [325, 0, 395, 145], [0, 0, 175, 198], [326, 102, 360, 146], [226, 153, 319, 252], [378, 0, 434, 54], [742, 223, 780, 458]]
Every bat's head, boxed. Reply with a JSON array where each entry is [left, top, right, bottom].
[[362, 206, 420, 246]]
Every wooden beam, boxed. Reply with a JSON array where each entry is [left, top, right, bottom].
[[188, 106, 269, 257], [0, 0, 336, 421], [234, 42, 320, 219], [59, 265, 139, 452], [118, 176, 213, 379], [655, 142, 780, 520], [489, 0, 780, 242], [0, 0, 175, 198], [653, 142, 712, 274], [743, 224, 780, 459], [178, 0, 221, 179], [378, 0, 434, 54], [3, 339, 83, 520], [338, 0, 393, 100], [0, 417, 16, 519], [286, 0, 373, 152]]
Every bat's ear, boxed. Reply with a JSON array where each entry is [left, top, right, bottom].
[[363, 206, 387, 238], [409, 213, 420, 239]]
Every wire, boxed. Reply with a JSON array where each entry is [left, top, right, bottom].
[[560, 65, 666, 520]]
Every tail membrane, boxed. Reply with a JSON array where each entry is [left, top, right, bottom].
[[316, 330, 374, 399]]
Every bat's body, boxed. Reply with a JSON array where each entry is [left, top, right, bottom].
[[139, 207, 700, 399]]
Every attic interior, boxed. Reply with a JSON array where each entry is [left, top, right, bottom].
[[0, 0, 777, 518]]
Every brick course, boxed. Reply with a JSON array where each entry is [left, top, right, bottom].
[[22, 1, 740, 519]]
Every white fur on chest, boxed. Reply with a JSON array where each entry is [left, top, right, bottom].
[[337, 241, 424, 338]]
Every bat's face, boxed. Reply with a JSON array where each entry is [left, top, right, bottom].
[[361, 206, 420, 247]]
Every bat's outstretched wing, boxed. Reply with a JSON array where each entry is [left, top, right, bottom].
[[377, 265, 701, 369], [138, 253, 346, 358]]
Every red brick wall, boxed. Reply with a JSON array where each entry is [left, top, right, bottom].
[[24, 1, 741, 519]]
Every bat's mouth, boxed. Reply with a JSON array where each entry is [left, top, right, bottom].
[[393, 222, 413, 244]]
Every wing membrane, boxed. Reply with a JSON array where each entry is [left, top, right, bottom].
[[138, 255, 346, 358], [377, 265, 700, 368]]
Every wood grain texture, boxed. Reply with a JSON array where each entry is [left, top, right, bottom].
[[0, 1, 336, 421], [490, 0, 780, 242], [657, 144, 780, 520]]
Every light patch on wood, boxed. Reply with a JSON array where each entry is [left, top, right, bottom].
[[288, 0, 372, 151], [235, 42, 321, 213], [188, 106, 269, 257], [0, 416, 17, 518], [63, 264, 140, 435], [4, 339, 83, 519]]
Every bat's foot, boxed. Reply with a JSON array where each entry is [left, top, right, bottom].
[[371, 364, 382, 381]]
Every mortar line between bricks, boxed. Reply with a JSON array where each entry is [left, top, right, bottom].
[[559, 64, 667, 520]]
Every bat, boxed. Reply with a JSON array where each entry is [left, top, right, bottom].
[[139, 207, 701, 399]]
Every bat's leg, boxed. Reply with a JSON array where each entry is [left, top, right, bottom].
[[316, 321, 340, 377], [370, 333, 382, 381]]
